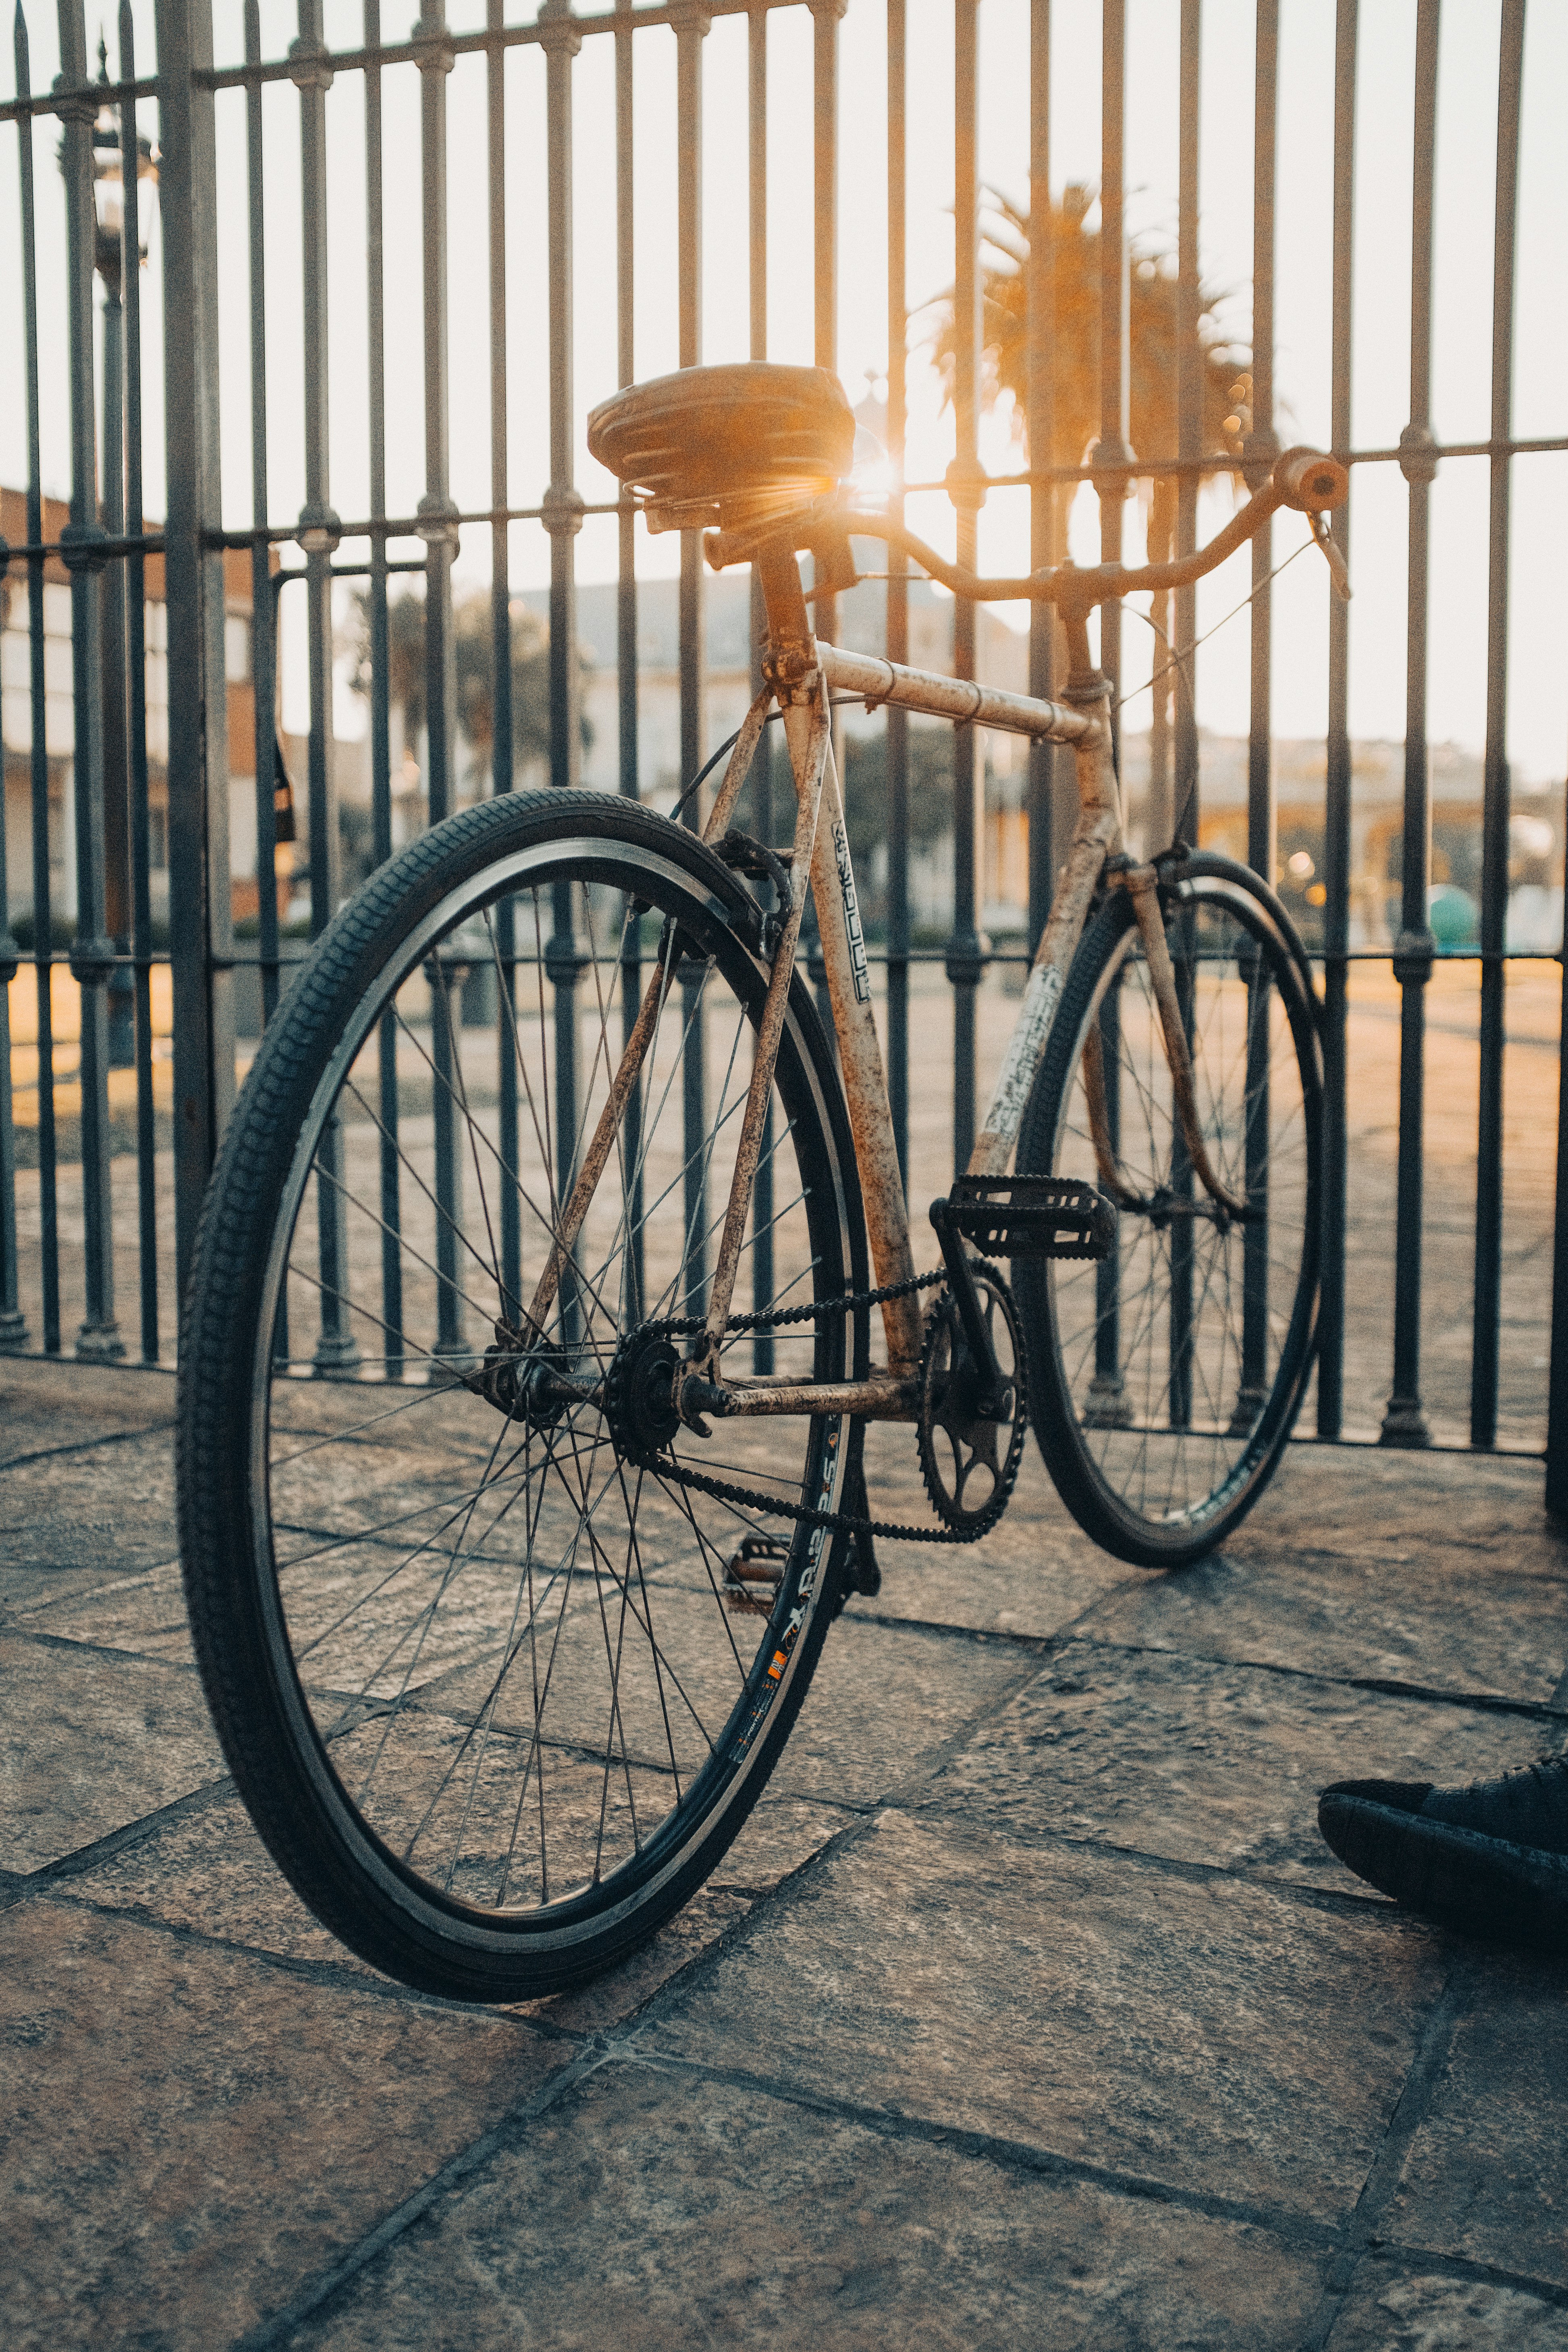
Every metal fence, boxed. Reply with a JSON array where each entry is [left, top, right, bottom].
[[1, 0, 1566, 1493]]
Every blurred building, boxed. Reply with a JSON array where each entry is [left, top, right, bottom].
[[1, 486, 262, 936]]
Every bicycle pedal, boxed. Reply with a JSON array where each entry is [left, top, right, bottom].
[[723, 1535, 788, 1615], [941, 1175, 1117, 1263]]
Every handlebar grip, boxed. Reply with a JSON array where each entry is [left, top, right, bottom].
[[1274, 447, 1350, 513]]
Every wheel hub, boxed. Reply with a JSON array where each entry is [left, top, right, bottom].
[[604, 1327, 683, 1457], [472, 1317, 569, 1431]]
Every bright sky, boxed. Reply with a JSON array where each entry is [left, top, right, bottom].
[[3, 0, 1565, 775]]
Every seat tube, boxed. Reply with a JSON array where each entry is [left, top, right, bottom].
[[794, 717, 922, 1377], [757, 543, 921, 1376]]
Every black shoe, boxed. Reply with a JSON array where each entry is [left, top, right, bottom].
[[1317, 1753, 1568, 1949]]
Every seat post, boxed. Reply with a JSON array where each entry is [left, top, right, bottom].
[[753, 538, 815, 697]]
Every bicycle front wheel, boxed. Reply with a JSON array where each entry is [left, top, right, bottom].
[[1016, 853, 1322, 1568], [178, 789, 865, 2002]]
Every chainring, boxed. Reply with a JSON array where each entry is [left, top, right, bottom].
[[600, 1269, 1010, 1544], [916, 1261, 1029, 1538]]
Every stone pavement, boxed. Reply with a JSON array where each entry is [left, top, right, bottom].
[[4, 1353, 1568, 2350]]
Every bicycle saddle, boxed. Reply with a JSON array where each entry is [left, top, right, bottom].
[[586, 363, 856, 534]]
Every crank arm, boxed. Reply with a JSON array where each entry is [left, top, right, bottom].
[[927, 1197, 1011, 1421]]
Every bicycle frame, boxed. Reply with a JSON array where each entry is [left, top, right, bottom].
[[523, 445, 1350, 1428]]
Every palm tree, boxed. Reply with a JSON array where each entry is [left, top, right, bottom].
[[932, 186, 1250, 495], [932, 187, 1252, 836]]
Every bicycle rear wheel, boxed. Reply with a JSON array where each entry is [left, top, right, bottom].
[[178, 790, 865, 2001], [1016, 854, 1322, 1568]]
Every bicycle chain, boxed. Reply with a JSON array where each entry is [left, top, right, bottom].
[[606, 1265, 1026, 1545]]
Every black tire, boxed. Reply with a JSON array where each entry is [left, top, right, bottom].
[[1016, 853, 1322, 1567], [178, 790, 866, 2002]]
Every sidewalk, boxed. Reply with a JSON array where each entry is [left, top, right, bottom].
[[4, 1352, 1567, 2350]]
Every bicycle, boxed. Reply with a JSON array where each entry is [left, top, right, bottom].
[[178, 362, 1346, 2000]]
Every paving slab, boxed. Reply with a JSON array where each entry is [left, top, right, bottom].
[[281, 2059, 1330, 2352], [0, 1897, 568, 2352], [0, 1631, 224, 1874], [771, 1611, 1043, 1808], [922, 1637, 1543, 1889], [1079, 1456, 1568, 1705], [1324, 2265, 1568, 2349], [68, 1778, 847, 2032], [1231, 1443, 1562, 1579], [1379, 1951, 1568, 2291], [857, 1429, 1142, 1637], [0, 1357, 178, 1469], [643, 1808, 1450, 2223], [0, 1424, 178, 1596], [19, 1554, 195, 1659]]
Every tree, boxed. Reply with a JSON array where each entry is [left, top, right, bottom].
[[931, 187, 1252, 839], [930, 185, 1250, 505]]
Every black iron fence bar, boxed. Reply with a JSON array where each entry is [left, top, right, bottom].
[[1092, 0, 1129, 757], [803, 0, 837, 1044], [121, 0, 157, 1363], [675, 0, 704, 810], [1316, 0, 1356, 1442], [1472, 0, 1525, 1452], [617, 2, 638, 818], [11, 941, 1557, 971], [488, 0, 521, 1331], [294, 0, 356, 1377], [905, 436, 1568, 493], [1088, 0, 1130, 1416], [616, 7, 642, 1413], [886, 0, 910, 1188], [1382, 0, 1439, 1450], [0, 72, 156, 120], [1238, 0, 1279, 1428], [947, 0, 981, 1176], [1, 532, 166, 559], [245, 0, 280, 1067], [193, 0, 778, 90], [17, 0, 60, 1357], [1166, 0, 1200, 1432], [411, 0, 464, 1367], [673, 0, 707, 1320], [10, 433, 1549, 560], [59, 0, 122, 1362], [17, 937, 1558, 976], [749, 0, 773, 1365], [33, 418, 1568, 557], [363, 0, 399, 1375], [11, 2, 48, 1355], [617, 0, 640, 842], [162, 0, 234, 1298], [810, 0, 841, 693], [1172, 0, 1199, 841], [1024, 0, 1054, 964]]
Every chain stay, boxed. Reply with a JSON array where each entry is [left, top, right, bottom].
[[613, 1267, 1024, 1545]]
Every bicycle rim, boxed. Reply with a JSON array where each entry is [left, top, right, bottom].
[[1017, 861, 1321, 1566], [178, 792, 864, 2000]]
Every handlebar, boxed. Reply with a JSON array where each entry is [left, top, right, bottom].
[[704, 445, 1351, 611]]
